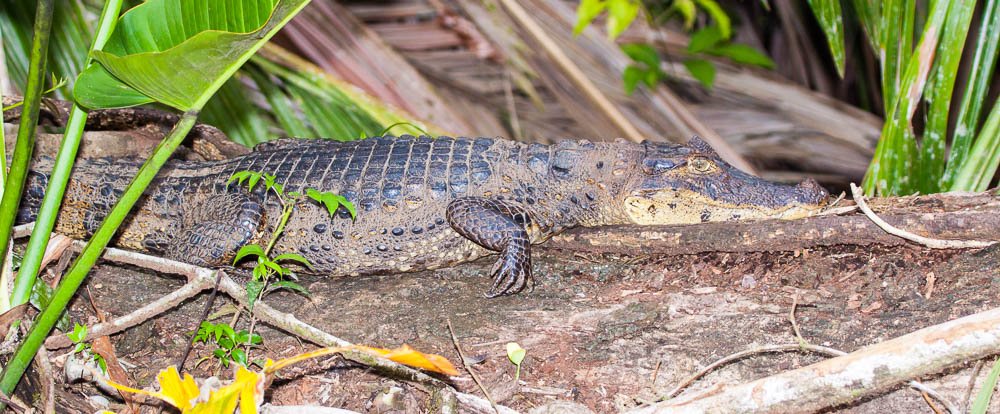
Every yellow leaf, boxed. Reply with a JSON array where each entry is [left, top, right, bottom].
[[357, 344, 460, 376], [105, 366, 199, 410], [189, 365, 264, 414]]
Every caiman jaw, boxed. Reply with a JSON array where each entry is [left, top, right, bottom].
[[623, 188, 829, 225]]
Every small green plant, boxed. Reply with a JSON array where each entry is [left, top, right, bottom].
[[228, 170, 356, 310], [575, 0, 772, 92], [505, 342, 526, 382], [192, 321, 263, 368], [68, 323, 107, 373]]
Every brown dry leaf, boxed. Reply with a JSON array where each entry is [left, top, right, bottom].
[[0, 304, 27, 338], [92, 335, 136, 409]]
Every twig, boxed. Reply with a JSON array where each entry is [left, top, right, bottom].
[[447, 318, 498, 414], [34, 345, 55, 414], [850, 183, 995, 249], [176, 270, 224, 373], [660, 343, 846, 400], [789, 294, 804, 343], [962, 359, 986, 413], [916, 383, 945, 414], [44, 266, 218, 349], [0, 390, 27, 414]]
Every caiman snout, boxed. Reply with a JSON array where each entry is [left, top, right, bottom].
[[794, 178, 830, 205]]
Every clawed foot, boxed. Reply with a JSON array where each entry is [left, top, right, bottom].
[[484, 247, 532, 298]]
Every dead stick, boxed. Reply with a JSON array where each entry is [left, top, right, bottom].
[[447, 319, 499, 414]]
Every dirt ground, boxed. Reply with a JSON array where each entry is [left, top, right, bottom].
[[42, 231, 999, 413]]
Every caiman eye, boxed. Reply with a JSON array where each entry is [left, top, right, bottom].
[[689, 157, 714, 173]]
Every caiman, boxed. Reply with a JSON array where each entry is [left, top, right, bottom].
[[19, 135, 829, 297]]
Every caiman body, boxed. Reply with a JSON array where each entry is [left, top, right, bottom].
[[21, 135, 829, 296]]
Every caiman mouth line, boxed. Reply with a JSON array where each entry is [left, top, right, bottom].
[[624, 189, 829, 225]]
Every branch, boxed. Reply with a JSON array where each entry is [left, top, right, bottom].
[[547, 192, 1000, 256], [629, 306, 1000, 413]]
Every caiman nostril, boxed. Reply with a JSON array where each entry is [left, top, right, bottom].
[[796, 178, 829, 203]]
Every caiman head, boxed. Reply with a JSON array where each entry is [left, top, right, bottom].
[[622, 137, 829, 225]]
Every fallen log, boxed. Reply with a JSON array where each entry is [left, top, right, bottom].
[[546, 192, 999, 256]]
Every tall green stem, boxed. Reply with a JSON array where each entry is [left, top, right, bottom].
[[0, 0, 54, 276], [0, 111, 198, 396], [11, 0, 124, 309]]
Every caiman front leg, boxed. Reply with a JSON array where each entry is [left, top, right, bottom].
[[446, 197, 534, 297]]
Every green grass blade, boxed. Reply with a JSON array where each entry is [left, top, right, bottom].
[[971, 357, 1000, 414], [11, 0, 124, 312], [917, 0, 975, 194], [0, 0, 54, 284], [806, 0, 846, 77], [943, 0, 1000, 189], [950, 99, 1000, 192]]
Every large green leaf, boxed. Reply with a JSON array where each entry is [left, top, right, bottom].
[[74, 0, 310, 111]]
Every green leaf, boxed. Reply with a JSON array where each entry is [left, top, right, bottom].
[[672, 0, 697, 29], [213, 348, 228, 359], [506, 342, 526, 382], [918, 0, 976, 193], [233, 244, 267, 265], [950, 100, 1000, 192], [94, 355, 108, 374], [622, 66, 644, 94], [864, 0, 952, 195], [220, 323, 236, 341], [693, 0, 731, 39], [687, 26, 724, 53], [806, 0, 846, 77], [971, 357, 1000, 414], [683, 58, 716, 89], [250, 334, 263, 345], [75, 0, 311, 111], [573, 0, 606, 36], [644, 69, 660, 87], [246, 280, 265, 310], [261, 259, 286, 276], [219, 337, 235, 351], [231, 348, 248, 367], [228, 171, 250, 185], [943, 0, 999, 189], [707, 43, 775, 69], [267, 280, 312, 298], [68, 323, 87, 343], [273, 253, 312, 269], [621, 43, 659, 68], [606, 0, 640, 40]]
